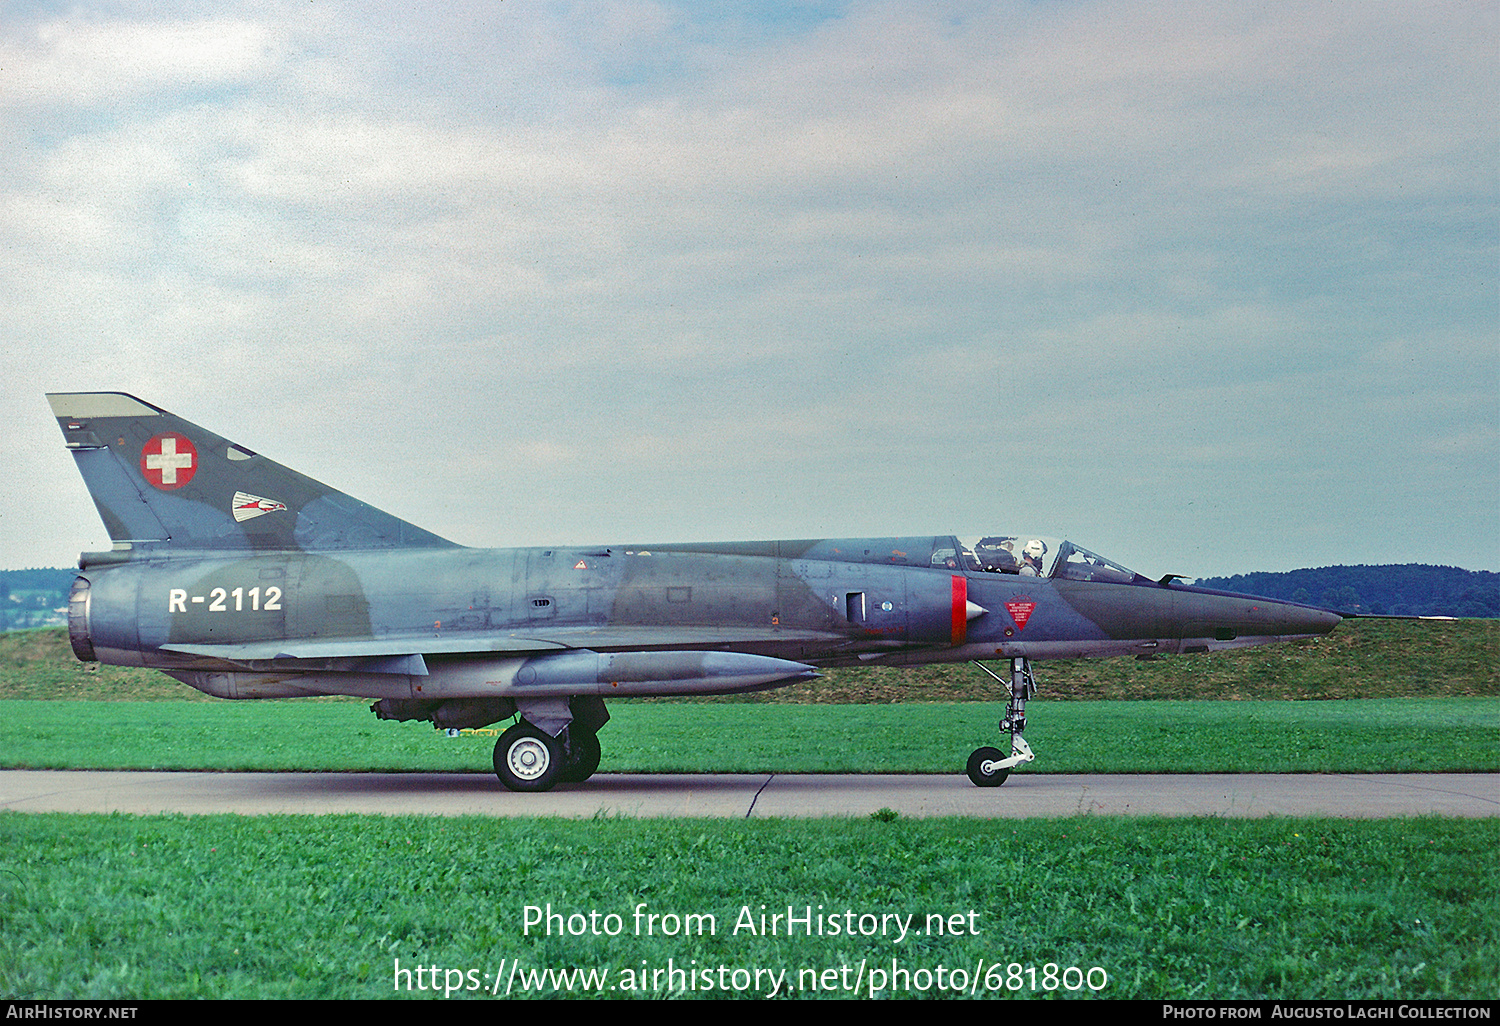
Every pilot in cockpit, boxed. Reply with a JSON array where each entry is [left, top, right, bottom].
[[1019, 538, 1047, 576]]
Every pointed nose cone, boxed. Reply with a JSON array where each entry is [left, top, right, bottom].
[[1300, 605, 1344, 636], [1171, 588, 1343, 647], [1259, 600, 1343, 640]]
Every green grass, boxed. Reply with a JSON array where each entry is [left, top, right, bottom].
[[1, 697, 1495, 774], [795, 617, 1500, 703], [1, 814, 1493, 1000]]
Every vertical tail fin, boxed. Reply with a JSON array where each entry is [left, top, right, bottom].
[[47, 392, 456, 557]]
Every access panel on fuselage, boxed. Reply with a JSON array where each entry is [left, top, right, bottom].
[[591, 549, 777, 631]]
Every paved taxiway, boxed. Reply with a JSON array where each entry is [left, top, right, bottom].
[[1, 770, 1495, 818]]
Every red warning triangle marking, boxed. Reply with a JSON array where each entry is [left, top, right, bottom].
[[1004, 598, 1036, 630]]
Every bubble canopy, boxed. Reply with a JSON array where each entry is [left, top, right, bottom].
[[935, 535, 1151, 585]]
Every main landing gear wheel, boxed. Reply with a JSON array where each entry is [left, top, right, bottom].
[[559, 729, 601, 784], [966, 746, 1010, 787], [494, 722, 561, 792]]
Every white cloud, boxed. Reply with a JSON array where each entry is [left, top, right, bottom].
[[0, 16, 279, 109], [0, 1, 1493, 574]]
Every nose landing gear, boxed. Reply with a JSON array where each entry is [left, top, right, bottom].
[[966, 657, 1038, 787]]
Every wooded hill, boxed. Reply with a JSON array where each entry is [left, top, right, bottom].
[[1196, 564, 1498, 618]]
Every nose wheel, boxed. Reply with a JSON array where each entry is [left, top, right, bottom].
[[966, 746, 1009, 787], [966, 657, 1038, 787]]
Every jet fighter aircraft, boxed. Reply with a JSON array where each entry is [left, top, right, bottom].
[[46, 392, 1342, 791]]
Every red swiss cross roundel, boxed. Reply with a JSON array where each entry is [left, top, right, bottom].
[[140, 433, 199, 490]]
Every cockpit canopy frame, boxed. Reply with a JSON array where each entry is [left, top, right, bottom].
[[937, 534, 1151, 585]]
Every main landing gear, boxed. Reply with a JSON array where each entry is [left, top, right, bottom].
[[966, 657, 1038, 787], [492, 697, 610, 792], [493, 722, 604, 791]]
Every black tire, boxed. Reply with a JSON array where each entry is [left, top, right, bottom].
[[494, 722, 562, 792], [559, 729, 601, 784], [966, 746, 1010, 787]]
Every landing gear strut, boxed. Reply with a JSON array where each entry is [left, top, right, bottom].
[[966, 657, 1038, 787]]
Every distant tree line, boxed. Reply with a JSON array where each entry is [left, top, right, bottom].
[[1196, 565, 1499, 618], [1, 568, 75, 630]]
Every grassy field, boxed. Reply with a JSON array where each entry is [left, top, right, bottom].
[[1, 814, 1494, 1000], [0, 697, 1495, 774]]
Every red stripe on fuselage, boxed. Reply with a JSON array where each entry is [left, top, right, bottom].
[[951, 574, 966, 646]]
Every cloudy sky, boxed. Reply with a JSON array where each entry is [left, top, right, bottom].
[[2, 1, 1495, 578]]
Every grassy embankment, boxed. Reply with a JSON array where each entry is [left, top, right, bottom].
[[0, 621, 1494, 773], [4, 618, 1495, 702]]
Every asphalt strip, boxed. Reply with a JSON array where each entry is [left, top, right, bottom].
[[0, 770, 1495, 818]]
